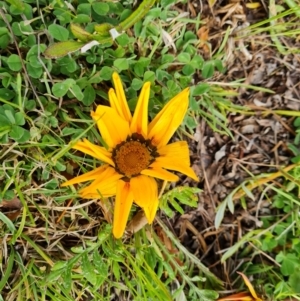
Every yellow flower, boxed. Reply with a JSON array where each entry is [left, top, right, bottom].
[[62, 73, 198, 238]]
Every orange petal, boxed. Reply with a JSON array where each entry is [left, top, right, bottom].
[[130, 175, 158, 209], [152, 159, 198, 181], [158, 141, 190, 165], [110, 72, 132, 122], [143, 197, 159, 224], [113, 180, 134, 238], [79, 166, 122, 198], [91, 106, 130, 149], [153, 141, 198, 181], [141, 167, 179, 182], [148, 88, 189, 148], [130, 82, 151, 138], [237, 272, 262, 301], [73, 139, 114, 166], [61, 165, 107, 187], [217, 292, 253, 301]]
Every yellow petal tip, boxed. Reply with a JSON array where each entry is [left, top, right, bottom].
[[112, 72, 120, 80], [112, 229, 123, 239], [143, 82, 151, 89]]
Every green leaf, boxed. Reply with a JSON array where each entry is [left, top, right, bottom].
[[134, 63, 144, 77], [16, 132, 30, 144], [160, 187, 199, 217], [28, 56, 42, 69], [177, 52, 191, 64], [116, 33, 130, 47], [49, 116, 58, 128], [94, 23, 113, 38], [114, 58, 129, 71], [58, 57, 78, 73], [51, 261, 67, 271], [276, 252, 299, 276], [112, 261, 120, 281], [99, 66, 113, 80], [48, 24, 69, 42], [82, 85, 96, 106], [162, 261, 176, 280], [214, 59, 226, 73], [0, 28, 9, 37], [202, 61, 214, 79], [52, 82, 69, 97], [169, 198, 184, 214], [0, 88, 15, 100], [82, 253, 97, 286], [92, 2, 109, 15], [131, 78, 143, 91], [10, 125, 25, 140], [7, 54, 22, 71], [44, 41, 87, 59], [26, 64, 43, 79], [25, 99, 36, 110], [161, 54, 174, 65], [215, 201, 227, 229], [294, 117, 300, 127], [3, 190, 15, 201], [191, 54, 204, 68], [137, 57, 150, 67], [62, 266, 72, 292], [46, 268, 63, 283], [143, 71, 155, 82], [69, 85, 83, 101], [0, 211, 16, 233], [6, 0, 24, 11], [11, 21, 33, 37], [0, 34, 10, 50], [182, 64, 195, 76], [156, 69, 171, 81], [289, 270, 300, 293], [77, 3, 91, 15], [192, 84, 210, 95], [4, 110, 15, 124], [0, 115, 11, 126], [73, 14, 90, 24], [70, 23, 93, 42], [62, 127, 83, 136], [93, 250, 108, 286], [14, 112, 25, 126]]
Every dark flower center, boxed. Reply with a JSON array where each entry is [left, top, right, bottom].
[[112, 133, 158, 179]]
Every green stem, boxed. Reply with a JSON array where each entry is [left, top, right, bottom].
[[94, 0, 156, 42], [284, 0, 300, 18], [117, 0, 156, 31]]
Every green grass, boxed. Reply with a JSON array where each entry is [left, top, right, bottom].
[[1, 0, 300, 300]]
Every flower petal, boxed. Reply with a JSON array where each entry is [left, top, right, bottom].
[[149, 141, 199, 181], [157, 141, 190, 165], [113, 180, 134, 239], [237, 272, 262, 301], [73, 139, 114, 166], [130, 82, 151, 138], [91, 106, 130, 149], [143, 198, 159, 224], [61, 165, 107, 187], [148, 88, 189, 148], [130, 175, 158, 208], [141, 167, 179, 182], [80, 166, 122, 198], [151, 160, 198, 181], [109, 72, 132, 122], [217, 292, 253, 301]]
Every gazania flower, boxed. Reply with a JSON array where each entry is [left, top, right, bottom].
[[62, 73, 198, 238]]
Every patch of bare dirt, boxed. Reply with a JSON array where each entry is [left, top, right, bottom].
[[169, 0, 300, 292]]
